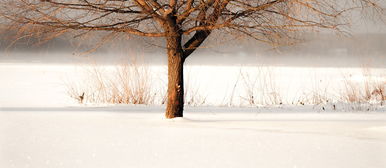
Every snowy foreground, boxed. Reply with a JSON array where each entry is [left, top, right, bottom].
[[1, 61, 386, 168], [1, 106, 386, 168]]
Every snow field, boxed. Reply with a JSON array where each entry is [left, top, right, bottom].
[[1, 62, 386, 168], [1, 107, 386, 168]]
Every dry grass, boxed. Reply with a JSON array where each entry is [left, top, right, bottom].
[[66, 60, 159, 105], [225, 70, 241, 107], [292, 68, 386, 111], [295, 77, 331, 106], [240, 66, 282, 106], [65, 62, 385, 109], [341, 68, 386, 105], [66, 62, 210, 106], [184, 85, 207, 106]]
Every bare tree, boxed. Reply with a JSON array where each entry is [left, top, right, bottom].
[[0, 0, 383, 118]]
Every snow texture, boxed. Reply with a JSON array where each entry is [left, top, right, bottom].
[[1, 106, 386, 168]]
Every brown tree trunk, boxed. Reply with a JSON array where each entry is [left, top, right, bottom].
[[165, 17, 185, 119]]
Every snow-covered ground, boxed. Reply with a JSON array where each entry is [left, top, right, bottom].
[[1, 106, 386, 168], [1, 61, 386, 168]]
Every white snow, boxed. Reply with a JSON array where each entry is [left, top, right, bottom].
[[0, 56, 385, 168], [1, 107, 386, 168], [0, 63, 76, 107]]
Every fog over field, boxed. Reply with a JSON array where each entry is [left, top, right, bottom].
[[1, 32, 386, 68]]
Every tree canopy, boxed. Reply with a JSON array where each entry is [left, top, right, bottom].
[[1, 1, 383, 51]]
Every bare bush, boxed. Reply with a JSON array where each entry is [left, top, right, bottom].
[[66, 60, 159, 105]]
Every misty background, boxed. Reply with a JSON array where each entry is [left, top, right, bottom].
[[0, 18, 385, 68]]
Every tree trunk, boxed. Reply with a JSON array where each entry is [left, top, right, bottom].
[[165, 20, 185, 119]]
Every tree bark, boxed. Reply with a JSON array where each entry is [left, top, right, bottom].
[[165, 17, 185, 119]]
